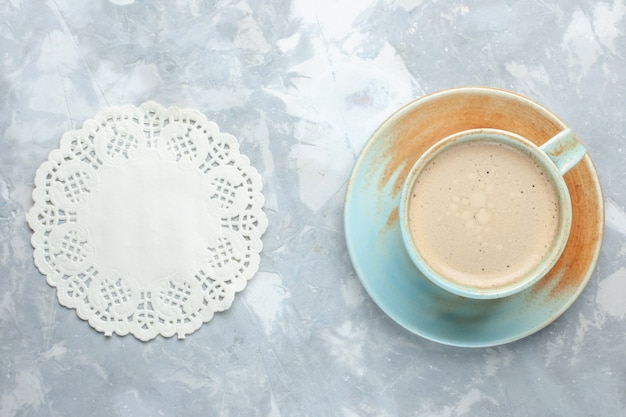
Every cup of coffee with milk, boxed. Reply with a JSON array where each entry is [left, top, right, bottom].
[[399, 127, 586, 299]]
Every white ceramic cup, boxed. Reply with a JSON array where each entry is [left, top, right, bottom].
[[399, 128, 586, 299]]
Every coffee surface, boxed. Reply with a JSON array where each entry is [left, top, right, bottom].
[[407, 139, 560, 290]]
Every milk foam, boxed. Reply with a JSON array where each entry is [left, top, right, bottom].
[[407, 140, 560, 290]]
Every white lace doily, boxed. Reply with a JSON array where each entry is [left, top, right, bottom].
[[27, 102, 268, 341]]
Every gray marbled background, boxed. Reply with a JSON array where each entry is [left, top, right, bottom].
[[1, 0, 625, 416]]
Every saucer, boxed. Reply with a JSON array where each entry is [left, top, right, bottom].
[[344, 87, 604, 347]]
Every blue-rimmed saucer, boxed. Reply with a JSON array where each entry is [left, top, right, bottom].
[[344, 87, 604, 347]]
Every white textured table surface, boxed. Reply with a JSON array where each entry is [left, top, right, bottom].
[[1, 1, 625, 416]]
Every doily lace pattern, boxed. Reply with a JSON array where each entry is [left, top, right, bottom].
[[27, 102, 267, 341]]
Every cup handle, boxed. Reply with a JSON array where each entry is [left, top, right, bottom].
[[539, 128, 587, 175]]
